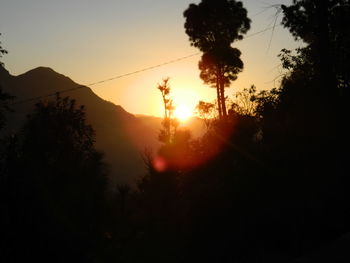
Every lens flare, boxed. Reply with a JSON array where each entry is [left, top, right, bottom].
[[153, 156, 167, 172]]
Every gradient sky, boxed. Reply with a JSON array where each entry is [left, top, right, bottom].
[[0, 0, 300, 117]]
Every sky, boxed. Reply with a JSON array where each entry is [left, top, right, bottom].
[[0, 0, 301, 117]]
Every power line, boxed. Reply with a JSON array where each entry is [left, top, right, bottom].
[[85, 53, 201, 87], [245, 25, 281, 39], [11, 53, 201, 105], [11, 25, 280, 106]]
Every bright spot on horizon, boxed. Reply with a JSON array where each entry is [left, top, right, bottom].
[[174, 104, 192, 122]]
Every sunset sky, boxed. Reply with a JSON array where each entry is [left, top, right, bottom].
[[0, 0, 300, 117]]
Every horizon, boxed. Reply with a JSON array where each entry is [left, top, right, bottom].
[[0, 0, 298, 117]]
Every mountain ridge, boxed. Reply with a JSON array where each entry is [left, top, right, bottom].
[[1, 66, 159, 187]]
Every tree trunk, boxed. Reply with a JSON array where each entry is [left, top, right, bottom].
[[218, 67, 227, 118], [216, 70, 223, 119], [220, 82, 227, 118]]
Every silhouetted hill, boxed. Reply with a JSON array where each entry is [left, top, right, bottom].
[[0, 66, 159, 187]]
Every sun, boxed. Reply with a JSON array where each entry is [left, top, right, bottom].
[[174, 104, 192, 122]]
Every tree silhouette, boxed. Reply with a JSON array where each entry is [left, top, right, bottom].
[[196, 100, 216, 130], [0, 88, 13, 131], [279, 1, 350, 154], [281, 0, 350, 94], [157, 78, 179, 144], [198, 47, 244, 118], [183, 0, 250, 52], [4, 94, 107, 262], [0, 33, 12, 130], [230, 85, 258, 116], [0, 33, 8, 67], [184, 0, 250, 119]]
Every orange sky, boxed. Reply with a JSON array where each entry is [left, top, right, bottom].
[[0, 0, 300, 117]]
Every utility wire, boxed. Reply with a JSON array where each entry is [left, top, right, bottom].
[[11, 25, 280, 106], [245, 25, 281, 39], [11, 53, 201, 105], [86, 53, 201, 86]]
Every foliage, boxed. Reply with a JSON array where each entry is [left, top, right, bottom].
[[2, 2, 350, 262], [198, 47, 244, 118], [21, 94, 98, 160], [195, 100, 216, 129], [281, 0, 349, 44], [0, 33, 13, 130], [281, 0, 350, 91], [183, 0, 250, 52], [184, 0, 250, 119], [157, 78, 179, 144], [0, 87, 14, 130], [2, 94, 107, 262], [230, 85, 258, 116], [0, 33, 8, 66], [199, 48, 243, 87]]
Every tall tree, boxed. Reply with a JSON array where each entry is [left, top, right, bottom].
[[184, 0, 250, 119], [199, 47, 243, 118], [280, 0, 350, 158]]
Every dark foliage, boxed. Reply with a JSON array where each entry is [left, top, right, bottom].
[[0, 33, 8, 67], [1, 95, 107, 263], [199, 47, 243, 86], [0, 87, 13, 130], [184, 0, 250, 119], [183, 0, 250, 52], [1, 1, 350, 262], [127, 1, 350, 262], [281, 0, 350, 93], [0, 34, 13, 130]]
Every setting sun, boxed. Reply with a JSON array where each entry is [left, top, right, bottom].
[[174, 104, 192, 122]]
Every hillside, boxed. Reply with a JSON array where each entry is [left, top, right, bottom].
[[0, 66, 160, 187]]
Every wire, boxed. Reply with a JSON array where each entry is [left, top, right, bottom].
[[245, 25, 281, 39], [11, 25, 281, 106], [266, 6, 283, 54], [11, 53, 201, 105], [86, 53, 201, 86]]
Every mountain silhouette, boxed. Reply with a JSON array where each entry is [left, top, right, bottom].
[[0, 66, 160, 187]]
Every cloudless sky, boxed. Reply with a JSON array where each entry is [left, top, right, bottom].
[[0, 0, 300, 117]]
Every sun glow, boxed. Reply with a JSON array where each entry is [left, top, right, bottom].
[[174, 104, 192, 122]]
